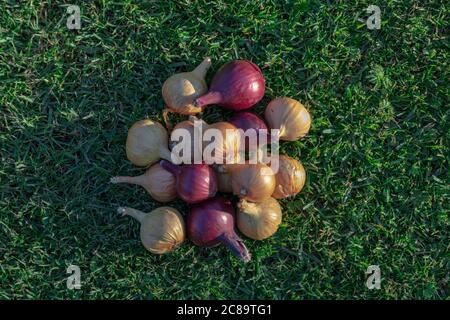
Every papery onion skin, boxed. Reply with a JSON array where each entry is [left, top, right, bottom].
[[188, 196, 251, 262], [160, 160, 218, 204], [237, 197, 282, 240], [110, 163, 177, 202], [194, 60, 265, 111], [118, 206, 185, 254], [230, 163, 275, 202], [126, 119, 172, 166], [265, 97, 311, 141], [229, 112, 268, 152], [162, 58, 211, 115], [272, 155, 306, 199]]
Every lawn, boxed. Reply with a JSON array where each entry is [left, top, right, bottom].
[[0, 0, 448, 299]]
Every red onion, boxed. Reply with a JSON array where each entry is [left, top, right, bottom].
[[160, 160, 218, 204], [229, 112, 269, 151], [194, 60, 265, 111], [188, 197, 251, 262]]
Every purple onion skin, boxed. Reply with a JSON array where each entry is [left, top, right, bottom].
[[229, 112, 268, 151], [160, 160, 218, 204], [188, 197, 251, 262], [194, 60, 265, 111]]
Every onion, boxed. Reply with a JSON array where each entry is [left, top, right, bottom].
[[160, 160, 217, 204], [188, 196, 251, 262], [194, 60, 265, 111], [229, 163, 275, 202], [169, 119, 201, 164], [162, 57, 211, 115], [170, 116, 240, 165], [229, 111, 269, 152], [236, 198, 282, 240], [264, 97, 311, 141], [126, 119, 173, 166], [272, 155, 306, 199], [110, 163, 177, 202], [202, 120, 241, 165], [118, 206, 185, 254]]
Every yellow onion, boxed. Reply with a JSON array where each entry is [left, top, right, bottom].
[[162, 57, 211, 115], [118, 206, 185, 254], [230, 163, 275, 202], [110, 163, 177, 202], [236, 197, 282, 240], [265, 97, 311, 141], [272, 155, 306, 199], [202, 119, 241, 165], [170, 117, 240, 165], [169, 117, 202, 164], [126, 119, 173, 166]]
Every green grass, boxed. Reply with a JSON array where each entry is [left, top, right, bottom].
[[0, 0, 448, 299]]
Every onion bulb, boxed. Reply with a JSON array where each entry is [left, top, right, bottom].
[[170, 117, 240, 165], [265, 97, 311, 141], [126, 119, 173, 166], [110, 163, 177, 202], [188, 197, 251, 262], [118, 206, 185, 254], [272, 155, 306, 199], [162, 57, 211, 115], [236, 197, 282, 240], [160, 160, 217, 204], [194, 60, 265, 111], [229, 163, 275, 202]]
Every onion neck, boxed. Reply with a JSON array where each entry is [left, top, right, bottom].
[[219, 232, 251, 263], [191, 57, 211, 79], [110, 175, 144, 187], [118, 207, 145, 223], [194, 91, 222, 108], [160, 159, 182, 176], [160, 146, 180, 164]]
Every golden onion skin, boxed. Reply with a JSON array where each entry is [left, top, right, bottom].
[[272, 155, 306, 199], [162, 58, 211, 115], [125, 119, 171, 166], [265, 97, 311, 141], [237, 198, 282, 240], [230, 163, 275, 202], [119, 206, 185, 254]]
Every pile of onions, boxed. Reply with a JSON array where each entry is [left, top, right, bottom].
[[194, 60, 265, 111], [265, 97, 311, 141], [229, 163, 275, 202], [110, 163, 177, 203], [118, 206, 185, 254], [162, 57, 211, 115], [236, 197, 282, 240], [229, 111, 268, 152], [160, 160, 217, 204], [188, 197, 251, 262], [126, 119, 173, 166], [272, 155, 306, 199]]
